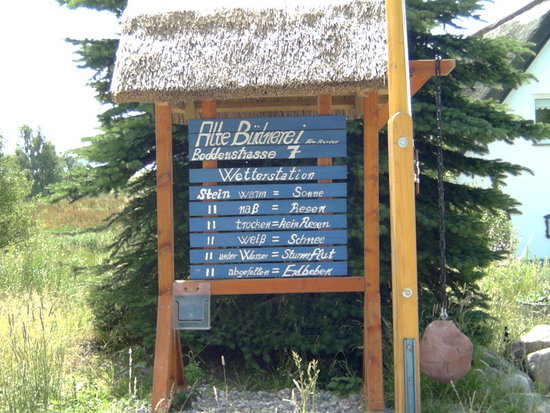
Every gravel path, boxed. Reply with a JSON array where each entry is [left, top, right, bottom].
[[172, 386, 394, 413]]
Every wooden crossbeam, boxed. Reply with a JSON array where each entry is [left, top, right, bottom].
[[174, 277, 365, 295], [173, 60, 454, 123], [377, 59, 455, 129]]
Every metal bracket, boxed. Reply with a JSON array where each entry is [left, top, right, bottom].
[[414, 149, 420, 194], [404, 338, 418, 413], [173, 282, 211, 330]]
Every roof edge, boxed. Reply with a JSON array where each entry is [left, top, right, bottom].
[[475, 0, 547, 36]]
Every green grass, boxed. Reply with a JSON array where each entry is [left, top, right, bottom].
[[0, 295, 78, 412], [416, 257, 550, 412], [480, 257, 550, 349], [421, 348, 533, 413], [37, 196, 125, 231], [0, 195, 150, 412], [2, 194, 549, 412], [0, 231, 113, 296]]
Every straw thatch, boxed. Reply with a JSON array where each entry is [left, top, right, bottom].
[[472, 0, 550, 101], [111, 0, 387, 105]]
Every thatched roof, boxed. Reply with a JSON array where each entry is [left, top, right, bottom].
[[111, 0, 387, 105], [473, 0, 550, 101]]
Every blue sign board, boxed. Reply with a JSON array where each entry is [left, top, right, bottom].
[[189, 165, 347, 183], [189, 199, 347, 216], [190, 246, 347, 264], [190, 230, 348, 248], [189, 115, 346, 134], [188, 115, 348, 280], [190, 129, 346, 147], [189, 183, 347, 201], [189, 143, 346, 161], [190, 214, 347, 232], [190, 262, 348, 279], [189, 116, 346, 161]]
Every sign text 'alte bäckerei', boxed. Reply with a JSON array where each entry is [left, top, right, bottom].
[[189, 116, 346, 161]]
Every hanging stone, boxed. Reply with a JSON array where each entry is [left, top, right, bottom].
[[420, 320, 473, 383]]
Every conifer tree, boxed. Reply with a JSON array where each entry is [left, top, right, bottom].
[[56, 0, 549, 359]]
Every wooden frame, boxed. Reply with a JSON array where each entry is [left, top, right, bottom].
[[118, 5, 462, 413], [151, 57, 454, 412], [364, 91, 385, 412]]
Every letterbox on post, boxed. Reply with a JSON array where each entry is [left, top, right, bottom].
[[173, 282, 211, 330]]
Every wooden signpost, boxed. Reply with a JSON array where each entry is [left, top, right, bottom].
[[110, 1, 456, 411], [189, 198, 347, 216], [189, 182, 347, 200], [149, 68, 456, 412]]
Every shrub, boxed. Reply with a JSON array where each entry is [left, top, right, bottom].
[[0, 156, 35, 249], [480, 257, 550, 347]]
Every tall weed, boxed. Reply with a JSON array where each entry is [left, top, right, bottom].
[[479, 257, 550, 347], [288, 351, 320, 413], [0, 297, 69, 412], [37, 196, 125, 230], [0, 293, 148, 412], [0, 194, 150, 412], [0, 230, 113, 295]]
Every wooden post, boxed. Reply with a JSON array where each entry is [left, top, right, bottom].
[[201, 100, 217, 156], [385, 0, 421, 411], [170, 332, 185, 390], [317, 94, 332, 116], [201, 100, 217, 188], [317, 94, 333, 169], [151, 102, 184, 413], [363, 92, 385, 412]]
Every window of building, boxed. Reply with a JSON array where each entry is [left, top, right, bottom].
[[534, 98, 550, 145], [536, 98, 550, 122]]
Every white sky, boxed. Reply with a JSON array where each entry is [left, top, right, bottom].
[[0, 0, 536, 154], [0, 0, 118, 154]]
